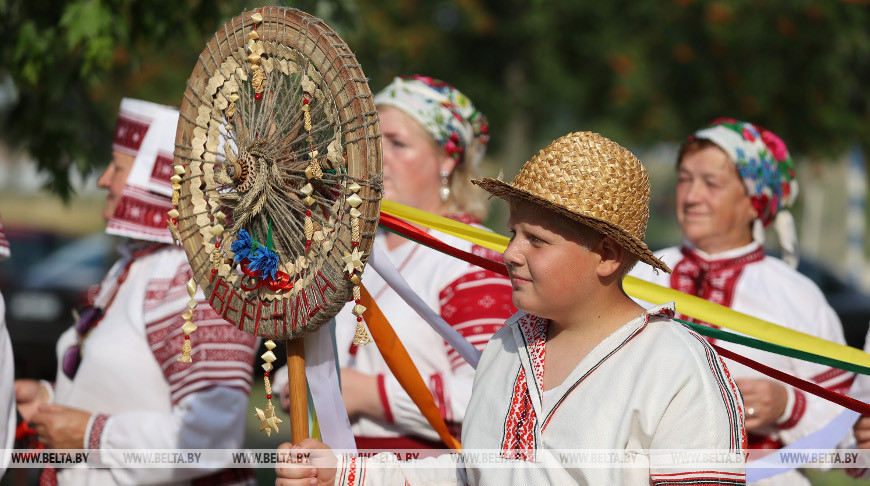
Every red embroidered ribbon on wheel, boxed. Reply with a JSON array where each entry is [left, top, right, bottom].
[[238, 260, 293, 292]]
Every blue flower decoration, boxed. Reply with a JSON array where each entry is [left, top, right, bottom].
[[231, 229, 255, 263], [249, 246, 280, 280]]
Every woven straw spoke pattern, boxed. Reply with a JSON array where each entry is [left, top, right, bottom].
[[174, 7, 382, 340]]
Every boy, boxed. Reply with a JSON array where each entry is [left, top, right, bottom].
[[277, 132, 747, 485]]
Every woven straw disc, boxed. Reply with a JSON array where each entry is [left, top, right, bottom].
[[173, 7, 382, 340]]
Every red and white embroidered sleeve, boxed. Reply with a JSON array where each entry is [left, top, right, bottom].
[[145, 263, 257, 405]]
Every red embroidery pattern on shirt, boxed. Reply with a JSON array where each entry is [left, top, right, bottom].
[[38, 467, 57, 486], [88, 413, 109, 450], [670, 246, 764, 327], [778, 389, 807, 430], [439, 262, 515, 369], [346, 456, 358, 486], [500, 314, 547, 461], [144, 273, 257, 405]]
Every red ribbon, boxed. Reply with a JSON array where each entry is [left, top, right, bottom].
[[239, 260, 295, 293], [378, 212, 508, 277], [713, 344, 870, 416]]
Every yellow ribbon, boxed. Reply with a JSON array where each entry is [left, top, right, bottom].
[[623, 277, 870, 368], [382, 199, 509, 253], [381, 199, 870, 368], [360, 283, 462, 451]]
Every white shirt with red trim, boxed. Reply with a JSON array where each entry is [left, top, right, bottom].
[[51, 245, 258, 486], [334, 219, 515, 444], [333, 304, 747, 485], [630, 243, 853, 486]]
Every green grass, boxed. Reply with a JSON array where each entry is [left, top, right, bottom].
[[804, 468, 867, 485]]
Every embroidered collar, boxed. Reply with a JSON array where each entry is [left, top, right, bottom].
[[500, 304, 676, 460], [671, 244, 764, 326]]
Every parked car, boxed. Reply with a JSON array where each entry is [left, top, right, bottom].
[[0, 231, 114, 380]]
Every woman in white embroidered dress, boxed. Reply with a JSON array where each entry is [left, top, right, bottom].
[[14, 98, 259, 486], [277, 75, 515, 451], [630, 118, 852, 486]]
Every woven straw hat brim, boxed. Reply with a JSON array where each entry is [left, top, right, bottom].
[[474, 177, 671, 273]]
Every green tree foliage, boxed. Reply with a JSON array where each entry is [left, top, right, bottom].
[[333, 0, 869, 166], [1, 0, 868, 198], [0, 0, 246, 199]]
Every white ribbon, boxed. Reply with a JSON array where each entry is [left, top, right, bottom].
[[368, 244, 482, 369], [303, 321, 356, 451]]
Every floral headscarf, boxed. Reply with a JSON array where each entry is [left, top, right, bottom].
[[687, 118, 800, 267], [374, 75, 490, 167]]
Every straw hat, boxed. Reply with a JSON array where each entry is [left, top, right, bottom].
[[473, 131, 670, 273]]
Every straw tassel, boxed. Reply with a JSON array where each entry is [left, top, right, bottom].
[[177, 278, 199, 362], [351, 284, 371, 345], [168, 165, 185, 246], [346, 181, 372, 345], [254, 339, 283, 437]]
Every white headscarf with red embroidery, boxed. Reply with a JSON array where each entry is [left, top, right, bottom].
[[106, 98, 179, 244]]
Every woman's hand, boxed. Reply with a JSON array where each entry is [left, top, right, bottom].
[[30, 404, 91, 449], [854, 415, 870, 449], [735, 378, 788, 431], [275, 439, 338, 486]]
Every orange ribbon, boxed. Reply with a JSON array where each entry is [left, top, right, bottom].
[[359, 284, 462, 451]]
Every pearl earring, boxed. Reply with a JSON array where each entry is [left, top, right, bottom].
[[439, 170, 450, 201]]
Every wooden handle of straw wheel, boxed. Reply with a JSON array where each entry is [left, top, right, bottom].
[[286, 339, 308, 443]]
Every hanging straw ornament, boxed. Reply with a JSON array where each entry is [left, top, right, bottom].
[[255, 339, 283, 436], [176, 278, 199, 362], [346, 181, 372, 345], [172, 7, 382, 441]]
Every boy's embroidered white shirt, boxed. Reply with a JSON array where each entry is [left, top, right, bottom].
[[334, 304, 747, 485]]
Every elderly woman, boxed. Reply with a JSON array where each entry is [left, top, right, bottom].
[[631, 119, 852, 486], [280, 75, 515, 450]]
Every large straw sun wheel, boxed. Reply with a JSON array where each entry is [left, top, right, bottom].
[[172, 7, 382, 341]]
